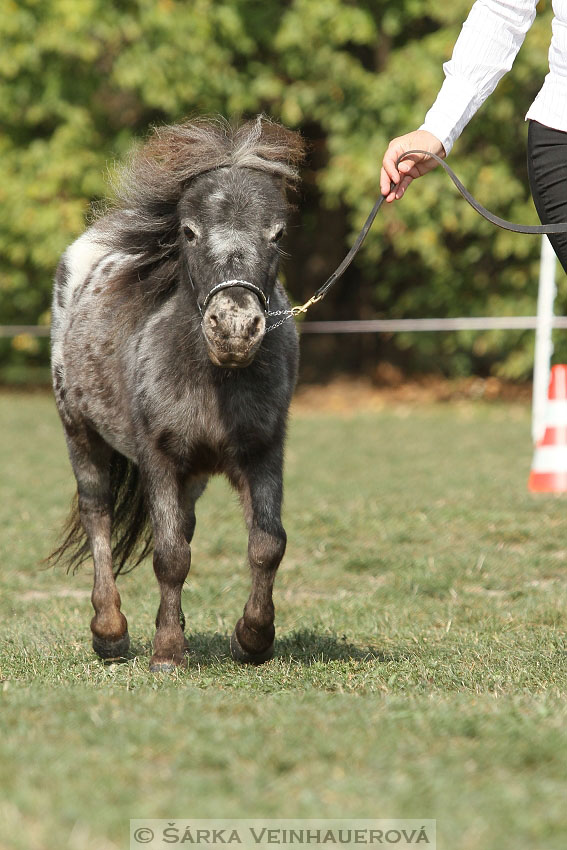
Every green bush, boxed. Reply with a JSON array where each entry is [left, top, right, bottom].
[[1, 0, 562, 379]]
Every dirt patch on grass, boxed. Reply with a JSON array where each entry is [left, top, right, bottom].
[[293, 374, 532, 413]]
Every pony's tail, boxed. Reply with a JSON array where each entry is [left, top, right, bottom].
[[48, 452, 153, 577]]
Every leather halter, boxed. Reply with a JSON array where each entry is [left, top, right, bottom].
[[201, 279, 269, 313], [187, 265, 269, 319]]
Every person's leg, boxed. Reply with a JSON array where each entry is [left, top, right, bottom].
[[527, 120, 567, 274]]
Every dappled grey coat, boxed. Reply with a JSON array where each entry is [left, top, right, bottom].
[[50, 117, 305, 671]]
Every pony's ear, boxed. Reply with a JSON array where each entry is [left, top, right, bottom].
[[255, 117, 306, 170], [234, 116, 306, 184]]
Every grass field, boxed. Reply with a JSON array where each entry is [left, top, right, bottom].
[[0, 391, 566, 850]]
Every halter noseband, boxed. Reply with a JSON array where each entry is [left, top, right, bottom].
[[186, 264, 276, 326], [201, 279, 269, 313]]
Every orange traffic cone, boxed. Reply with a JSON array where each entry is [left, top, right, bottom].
[[529, 364, 567, 493]]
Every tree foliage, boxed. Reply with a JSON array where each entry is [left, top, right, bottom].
[[0, 0, 562, 378]]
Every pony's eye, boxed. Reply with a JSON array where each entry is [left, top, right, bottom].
[[271, 227, 285, 243], [183, 225, 196, 242]]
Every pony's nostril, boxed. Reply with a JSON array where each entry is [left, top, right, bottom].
[[248, 315, 263, 338], [209, 314, 218, 329]]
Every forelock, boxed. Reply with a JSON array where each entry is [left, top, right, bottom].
[[113, 115, 305, 212]]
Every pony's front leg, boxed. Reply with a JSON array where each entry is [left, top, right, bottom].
[[143, 456, 191, 672], [231, 451, 287, 664]]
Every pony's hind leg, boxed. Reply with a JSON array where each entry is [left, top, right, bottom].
[[175, 476, 208, 649], [66, 427, 129, 659], [230, 451, 287, 664]]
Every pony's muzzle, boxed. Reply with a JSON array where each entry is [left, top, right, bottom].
[[202, 290, 266, 368]]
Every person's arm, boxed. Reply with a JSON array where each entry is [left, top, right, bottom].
[[380, 0, 538, 201]]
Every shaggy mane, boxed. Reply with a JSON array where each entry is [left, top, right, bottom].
[[117, 115, 304, 208]]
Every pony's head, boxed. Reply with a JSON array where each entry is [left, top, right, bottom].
[[179, 165, 289, 366], [112, 117, 304, 368]]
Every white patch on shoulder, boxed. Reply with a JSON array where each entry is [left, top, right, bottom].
[[64, 230, 108, 303], [59, 231, 134, 311]]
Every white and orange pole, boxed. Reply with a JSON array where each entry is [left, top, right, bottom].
[[528, 364, 567, 493], [532, 236, 557, 444]]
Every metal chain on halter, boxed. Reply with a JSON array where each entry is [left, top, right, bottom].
[[265, 149, 567, 332], [265, 294, 324, 333]]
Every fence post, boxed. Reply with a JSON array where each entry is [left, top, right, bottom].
[[532, 235, 557, 444]]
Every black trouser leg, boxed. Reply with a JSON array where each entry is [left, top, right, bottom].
[[527, 119, 567, 274]]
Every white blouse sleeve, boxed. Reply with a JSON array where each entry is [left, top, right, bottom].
[[420, 0, 539, 154]]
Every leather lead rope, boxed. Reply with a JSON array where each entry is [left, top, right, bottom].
[[267, 149, 567, 331], [405, 149, 567, 235], [265, 192, 387, 331]]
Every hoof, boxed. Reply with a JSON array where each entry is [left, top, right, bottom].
[[230, 629, 274, 665], [149, 655, 187, 673], [92, 631, 130, 660]]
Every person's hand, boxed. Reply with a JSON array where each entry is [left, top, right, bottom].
[[380, 130, 446, 202]]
